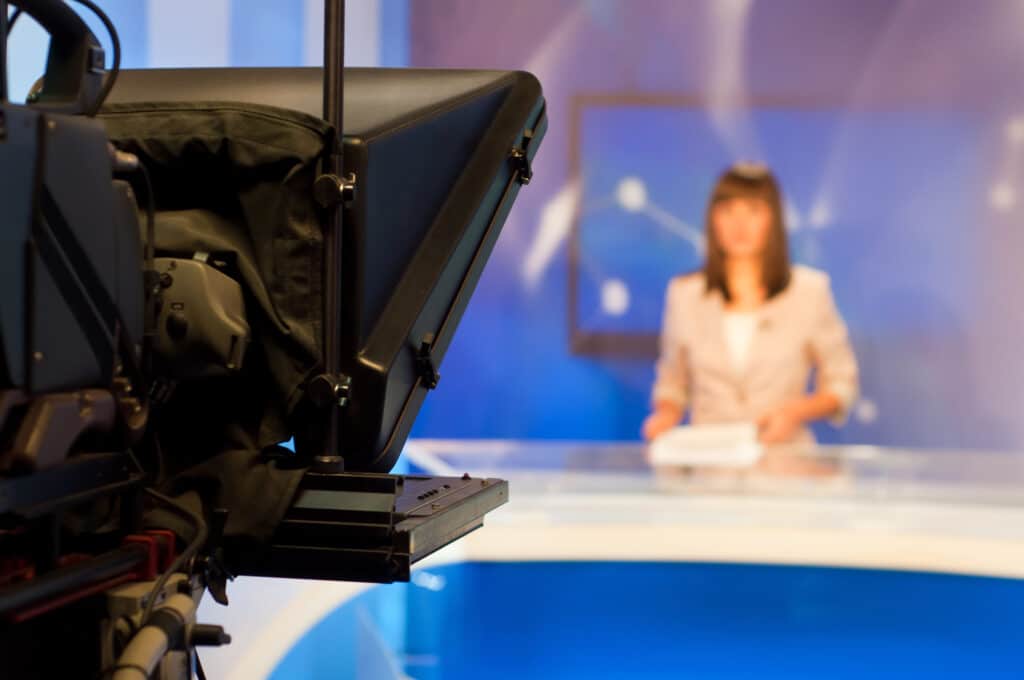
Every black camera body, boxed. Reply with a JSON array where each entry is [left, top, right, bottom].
[[0, 104, 144, 411], [0, 99, 155, 680]]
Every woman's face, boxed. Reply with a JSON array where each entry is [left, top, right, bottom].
[[711, 197, 773, 259]]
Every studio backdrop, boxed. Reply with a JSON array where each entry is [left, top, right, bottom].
[[407, 0, 1024, 450]]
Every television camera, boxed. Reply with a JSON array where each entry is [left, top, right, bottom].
[[0, 1, 546, 677]]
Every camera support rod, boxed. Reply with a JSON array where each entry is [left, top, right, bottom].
[[320, 0, 346, 463], [1, 0, 9, 102]]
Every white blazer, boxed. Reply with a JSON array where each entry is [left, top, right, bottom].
[[651, 265, 859, 441]]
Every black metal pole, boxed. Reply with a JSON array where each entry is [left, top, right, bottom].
[[321, 0, 345, 461], [1, 0, 9, 103]]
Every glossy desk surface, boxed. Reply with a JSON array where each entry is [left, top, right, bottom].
[[406, 440, 1024, 576]]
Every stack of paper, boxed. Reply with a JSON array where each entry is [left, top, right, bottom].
[[648, 422, 763, 468]]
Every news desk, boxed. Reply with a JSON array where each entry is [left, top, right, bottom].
[[200, 442, 1024, 679]]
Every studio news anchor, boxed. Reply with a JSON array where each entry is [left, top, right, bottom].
[[642, 163, 859, 446]]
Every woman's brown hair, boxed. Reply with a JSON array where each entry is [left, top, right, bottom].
[[703, 163, 791, 301]]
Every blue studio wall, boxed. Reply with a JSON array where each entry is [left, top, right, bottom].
[[4, 0, 408, 103], [405, 0, 1024, 450]]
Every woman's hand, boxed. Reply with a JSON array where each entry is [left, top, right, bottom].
[[757, 392, 842, 444], [756, 404, 802, 444], [642, 404, 683, 441]]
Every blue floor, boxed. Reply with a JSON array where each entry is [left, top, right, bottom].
[[271, 561, 1024, 679]]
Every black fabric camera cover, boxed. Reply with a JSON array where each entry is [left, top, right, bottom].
[[102, 102, 329, 548], [100, 68, 545, 550]]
